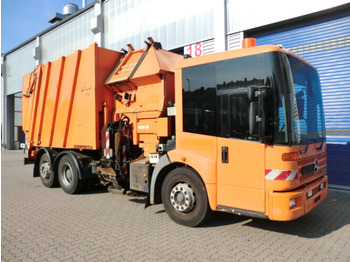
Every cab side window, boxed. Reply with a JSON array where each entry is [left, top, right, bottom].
[[182, 53, 266, 140]]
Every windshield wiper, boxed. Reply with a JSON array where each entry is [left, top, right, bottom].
[[300, 142, 309, 154], [300, 138, 325, 154], [316, 137, 325, 151], [300, 138, 316, 154]]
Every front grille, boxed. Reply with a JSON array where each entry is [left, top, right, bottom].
[[298, 152, 326, 182], [302, 163, 315, 175]]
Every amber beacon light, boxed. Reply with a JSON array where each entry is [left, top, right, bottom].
[[242, 38, 256, 48]]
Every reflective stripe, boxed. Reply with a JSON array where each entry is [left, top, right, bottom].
[[106, 131, 110, 159], [265, 169, 298, 181]]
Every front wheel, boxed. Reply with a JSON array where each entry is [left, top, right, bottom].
[[58, 155, 85, 194], [161, 167, 212, 227]]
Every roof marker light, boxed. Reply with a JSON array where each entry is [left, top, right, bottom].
[[242, 38, 256, 48]]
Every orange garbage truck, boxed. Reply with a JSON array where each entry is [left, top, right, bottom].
[[22, 38, 328, 226]]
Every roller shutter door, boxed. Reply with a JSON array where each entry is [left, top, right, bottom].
[[249, 9, 350, 187]]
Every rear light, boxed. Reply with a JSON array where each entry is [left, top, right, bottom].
[[282, 152, 299, 161], [30, 150, 37, 158], [289, 198, 296, 208]]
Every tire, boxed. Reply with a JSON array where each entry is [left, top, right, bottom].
[[58, 155, 85, 194], [39, 153, 58, 188], [161, 167, 212, 227]]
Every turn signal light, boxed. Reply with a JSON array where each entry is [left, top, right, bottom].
[[282, 152, 299, 161]]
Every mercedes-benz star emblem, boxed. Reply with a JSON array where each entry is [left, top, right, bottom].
[[314, 159, 319, 173]]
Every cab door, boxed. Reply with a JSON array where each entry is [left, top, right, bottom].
[[216, 92, 266, 213]]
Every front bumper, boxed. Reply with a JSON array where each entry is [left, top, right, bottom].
[[269, 176, 328, 221]]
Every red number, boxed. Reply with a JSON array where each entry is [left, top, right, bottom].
[[195, 43, 202, 56], [186, 45, 192, 56], [185, 43, 202, 57]]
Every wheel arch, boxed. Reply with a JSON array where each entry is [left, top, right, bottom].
[[53, 151, 83, 180], [33, 147, 56, 177], [151, 162, 185, 205], [150, 149, 217, 210], [52, 150, 96, 180], [150, 155, 210, 206]]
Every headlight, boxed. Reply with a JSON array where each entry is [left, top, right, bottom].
[[289, 199, 296, 208], [307, 190, 313, 198], [320, 183, 325, 190]]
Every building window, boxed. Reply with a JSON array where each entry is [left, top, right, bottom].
[[14, 93, 24, 144]]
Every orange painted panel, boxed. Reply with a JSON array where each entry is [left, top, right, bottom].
[[22, 44, 122, 151], [40, 57, 65, 147], [104, 46, 182, 156], [167, 140, 218, 210], [217, 138, 265, 212], [217, 185, 265, 212], [32, 63, 51, 146], [52, 50, 81, 147]]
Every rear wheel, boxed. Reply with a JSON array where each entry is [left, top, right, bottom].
[[58, 155, 85, 194], [161, 167, 212, 227], [39, 153, 58, 188]]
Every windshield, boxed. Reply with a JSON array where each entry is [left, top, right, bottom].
[[275, 53, 326, 145]]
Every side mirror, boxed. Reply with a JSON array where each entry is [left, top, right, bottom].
[[248, 85, 271, 140]]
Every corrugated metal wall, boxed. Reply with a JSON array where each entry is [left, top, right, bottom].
[[41, 9, 94, 64], [249, 9, 350, 187], [103, 0, 215, 51], [5, 41, 36, 96]]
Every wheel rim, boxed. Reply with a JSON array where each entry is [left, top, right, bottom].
[[170, 183, 195, 213], [61, 163, 74, 186], [40, 162, 50, 180]]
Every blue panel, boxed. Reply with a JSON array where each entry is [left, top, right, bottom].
[[252, 9, 350, 187], [327, 143, 350, 186]]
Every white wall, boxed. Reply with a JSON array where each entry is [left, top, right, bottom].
[[227, 0, 349, 33]]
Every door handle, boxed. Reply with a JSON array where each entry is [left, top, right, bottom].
[[222, 146, 228, 163]]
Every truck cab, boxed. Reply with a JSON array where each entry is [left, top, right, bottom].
[[151, 44, 327, 225]]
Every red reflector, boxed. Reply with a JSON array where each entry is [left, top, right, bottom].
[[282, 152, 299, 161], [30, 150, 37, 158]]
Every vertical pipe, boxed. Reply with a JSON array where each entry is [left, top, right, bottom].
[[214, 0, 227, 52], [1, 56, 7, 148], [29, 66, 43, 146], [103, 102, 108, 125]]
